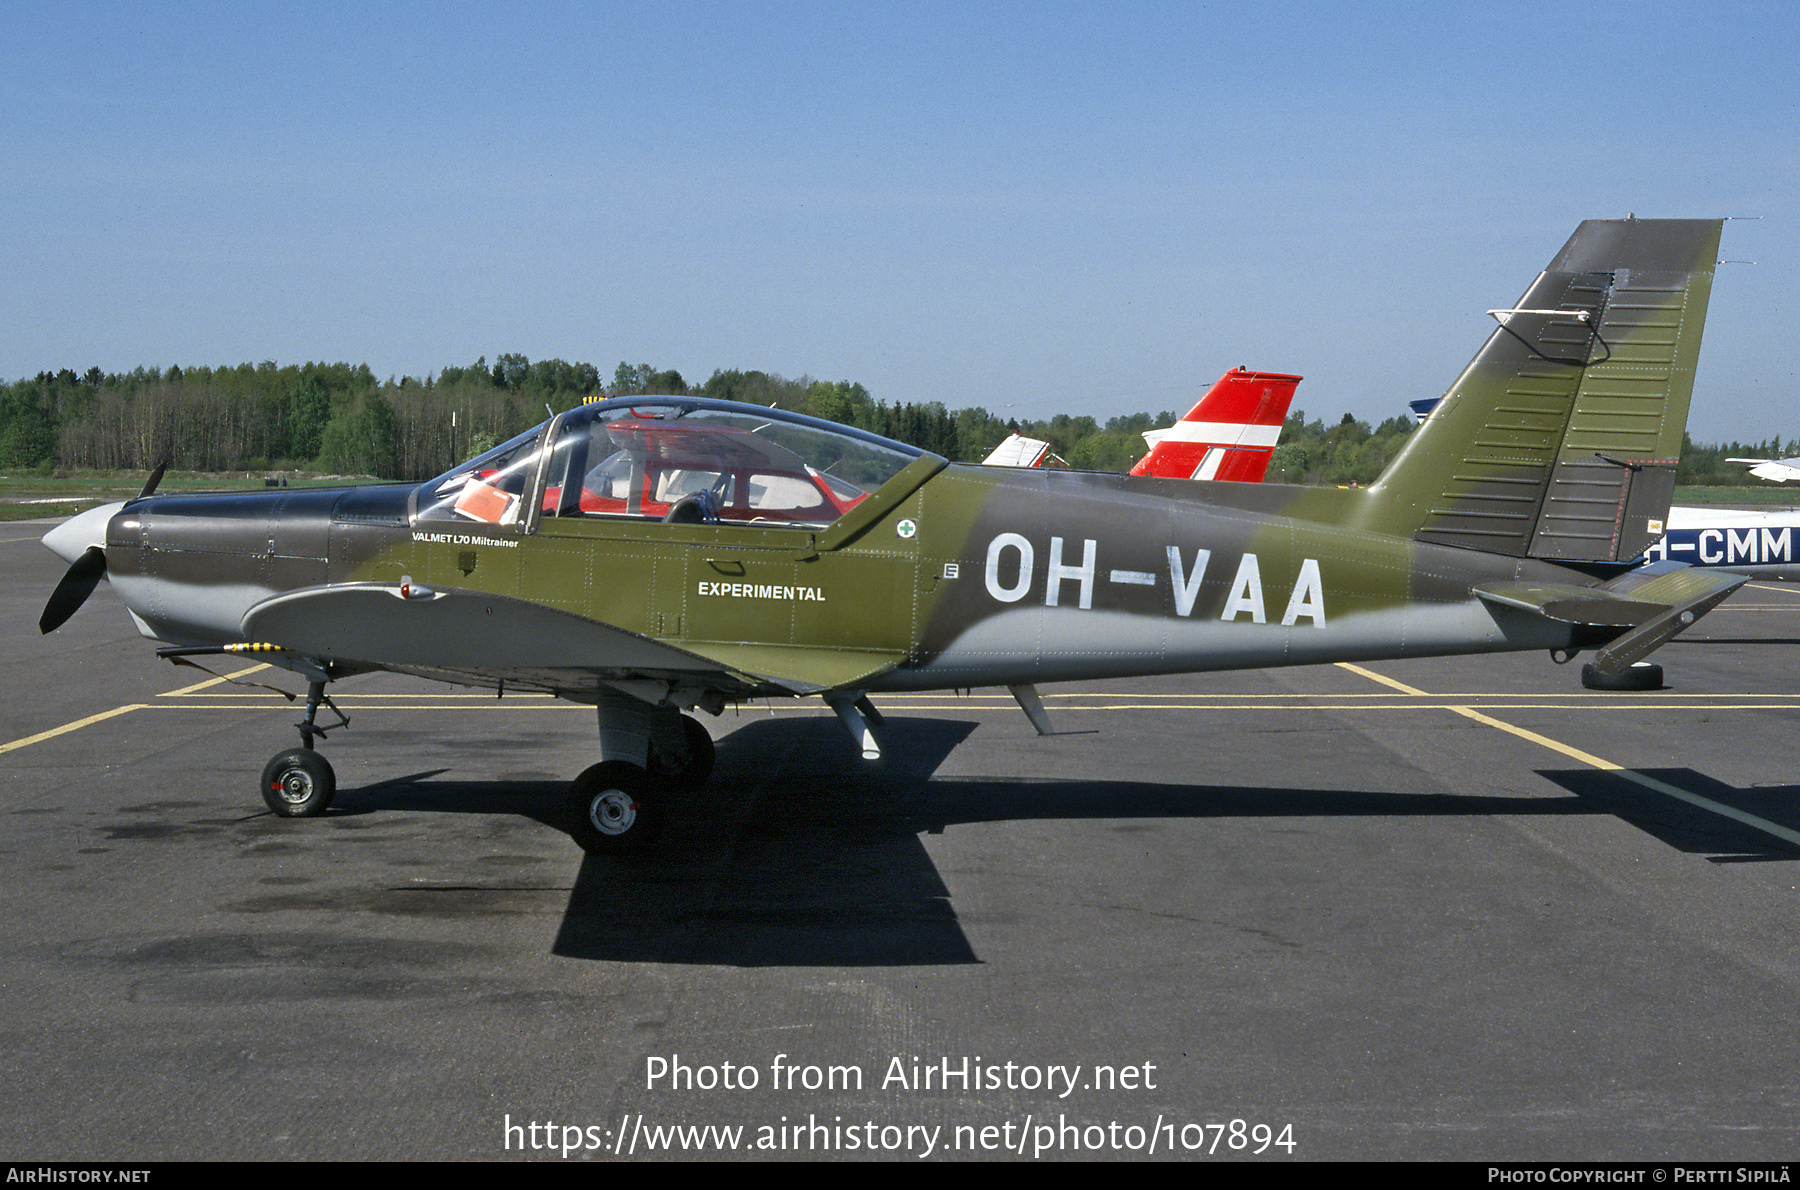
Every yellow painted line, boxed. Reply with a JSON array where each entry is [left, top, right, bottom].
[[1038, 690, 1396, 700], [1335, 662, 1429, 696], [1444, 706, 1641, 768], [32, 692, 1791, 719], [1450, 706, 1800, 850], [112, 694, 1800, 712], [985, 690, 1795, 701], [0, 705, 147, 755], [1021, 701, 1800, 713], [145, 684, 1800, 705], [141, 702, 599, 712], [8, 695, 1795, 721], [1, 663, 279, 755], [172, 690, 562, 701], [162, 662, 272, 696], [1045, 702, 1800, 711], [1339, 664, 1800, 850], [177, 688, 1790, 703], [1746, 583, 1800, 594]]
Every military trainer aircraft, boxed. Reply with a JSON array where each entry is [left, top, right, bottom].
[[40, 217, 1740, 853]]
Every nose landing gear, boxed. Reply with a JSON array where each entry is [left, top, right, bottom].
[[259, 678, 348, 817]]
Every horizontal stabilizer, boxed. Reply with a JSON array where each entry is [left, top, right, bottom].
[[1471, 582, 1666, 627], [1588, 567, 1748, 673], [1476, 562, 1745, 671]]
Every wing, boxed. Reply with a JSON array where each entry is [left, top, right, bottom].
[[1727, 457, 1800, 483], [240, 583, 906, 699]]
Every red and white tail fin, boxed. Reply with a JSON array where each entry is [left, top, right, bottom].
[[1128, 367, 1300, 481]]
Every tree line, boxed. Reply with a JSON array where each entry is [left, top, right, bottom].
[[0, 357, 1776, 487]]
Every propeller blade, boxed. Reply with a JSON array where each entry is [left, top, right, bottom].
[[138, 461, 167, 500], [39, 545, 107, 634]]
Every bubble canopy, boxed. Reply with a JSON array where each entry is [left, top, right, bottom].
[[414, 397, 926, 530]]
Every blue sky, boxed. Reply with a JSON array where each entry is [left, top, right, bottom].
[[3, 1, 1795, 442]]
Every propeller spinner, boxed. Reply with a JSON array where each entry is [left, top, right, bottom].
[[38, 500, 127, 634]]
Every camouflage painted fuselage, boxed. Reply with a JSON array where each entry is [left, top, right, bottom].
[[97, 461, 1603, 703]]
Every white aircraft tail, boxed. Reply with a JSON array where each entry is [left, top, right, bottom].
[[982, 434, 1057, 468]]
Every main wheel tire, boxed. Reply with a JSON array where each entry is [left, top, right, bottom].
[[1581, 661, 1663, 691], [567, 761, 662, 854], [649, 715, 716, 789], [260, 748, 337, 817]]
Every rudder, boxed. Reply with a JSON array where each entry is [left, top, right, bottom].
[[1360, 217, 1722, 562]]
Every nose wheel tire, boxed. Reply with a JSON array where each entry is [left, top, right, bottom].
[[260, 748, 337, 817], [567, 761, 662, 854]]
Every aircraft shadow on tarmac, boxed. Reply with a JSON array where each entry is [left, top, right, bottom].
[[1535, 768, 1800, 865], [320, 719, 1797, 967], [548, 718, 1797, 967]]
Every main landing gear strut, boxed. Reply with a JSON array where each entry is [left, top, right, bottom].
[[566, 689, 715, 855], [260, 678, 349, 818]]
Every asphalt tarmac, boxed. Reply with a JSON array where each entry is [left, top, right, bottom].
[[5, 519, 1800, 1162]]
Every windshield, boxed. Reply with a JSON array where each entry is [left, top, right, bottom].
[[416, 398, 924, 530], [414, 426, 544, 525]]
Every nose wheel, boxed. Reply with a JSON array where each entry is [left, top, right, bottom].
[[261, 677, 345, 817], [260, 748, 337, 817]]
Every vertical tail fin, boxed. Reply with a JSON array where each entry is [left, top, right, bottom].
[[1130, 367, 1301, 481], [982, 434, 1059, 467], [1361, 218, 1722, 562]]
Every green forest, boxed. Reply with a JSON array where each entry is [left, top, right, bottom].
[[0, 355, 1784, 488]]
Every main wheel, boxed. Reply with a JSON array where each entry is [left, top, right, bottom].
[[260, 748, 336, 817], [1581, 661, 1663, 691], [567, 761, 663, 854], [648, 715, 716, 789]]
